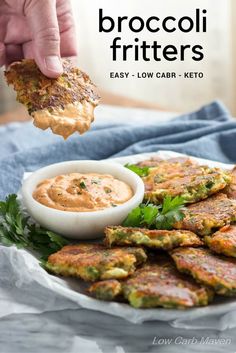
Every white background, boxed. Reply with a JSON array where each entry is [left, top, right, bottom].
[[71, 0, 235, 114]]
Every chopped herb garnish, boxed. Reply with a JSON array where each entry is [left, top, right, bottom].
[[48, 107, 54, 114], [123, 196, 186, 230], [79, 181, 87, 189], [92, 179, 101, 185], [104, 187, 112, 194], [125, 164, 150, 177]]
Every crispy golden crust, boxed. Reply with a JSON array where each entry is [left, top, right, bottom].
[[123, 259, 213, 308], [88, 280, 122, 301], [104, 226, 203, 250], [88, 257, 213, 308], [144, 159, 197, 183], [5, 59, 99, 113], [174, 193, 236, 236], [170, 247, 236, 296], [46, 243, 147, 282], [143, 160, 231, 204], [224, 166, 236, 200], [205, 225, 236, 258], [5, 59, 100, 139]]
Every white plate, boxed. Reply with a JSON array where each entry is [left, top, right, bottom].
[[17, 150, 236, 325]]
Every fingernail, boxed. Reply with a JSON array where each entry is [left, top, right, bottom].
[[45, 55, 63, 73]]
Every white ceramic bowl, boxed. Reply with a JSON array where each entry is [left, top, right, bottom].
[[21, 160, 144, 239]]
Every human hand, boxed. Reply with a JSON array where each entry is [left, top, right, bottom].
[[0, 0, 77, 77]]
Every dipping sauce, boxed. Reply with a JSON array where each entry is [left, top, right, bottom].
[[33, 101, 96, 140], [33, 173, 133, 212]]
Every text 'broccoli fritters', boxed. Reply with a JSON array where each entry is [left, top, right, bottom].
[[174, 193, 236, 236], [143, 159, 231, 204], [89, 257, 213, 308], [105, 226, 203, 250], [170, 247, 236, 296], [46, 243, 147, 281], [205, 225, 236, 258], [5, 59, 99, 139]]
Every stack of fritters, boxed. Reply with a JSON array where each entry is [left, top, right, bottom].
[[47, 157, 236, 309], [89, 257, 213, 308]]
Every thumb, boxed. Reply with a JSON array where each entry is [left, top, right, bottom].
[[25, 0, 63, 78]]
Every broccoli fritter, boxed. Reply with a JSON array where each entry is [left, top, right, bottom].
[[105, 226, 203, 250], [89, 257, 213, 308], [224, 166, 236, 200], [174, 193, 236, 236], [143, 159, 231, 204], [46, 243, 147, 282], [5, 59, 99, 139], [205, 225, 236, 258], [170, 247, 236, 296], [88, 279, 122, 301]]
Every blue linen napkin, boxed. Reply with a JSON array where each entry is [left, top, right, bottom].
[[0, 100, 235, 199]]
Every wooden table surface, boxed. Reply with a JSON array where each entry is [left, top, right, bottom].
[[0, 90, 164, 125]]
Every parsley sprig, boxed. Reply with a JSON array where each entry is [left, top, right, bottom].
[[123, 196, 186, 230], [125, 164, 150, 177], [0, 194, 68, 260]]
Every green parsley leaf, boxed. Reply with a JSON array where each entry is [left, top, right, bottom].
[[141, 204, 159, 227], [156, 196, 186, 229], [123, 206, 142, 227], [161, 196, 185, 214], [0, 194, 69, 260], [125, 164, 150, 177], [122, 196, 185, 230]]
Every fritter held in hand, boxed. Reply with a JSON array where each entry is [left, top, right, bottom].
[[105, 226, 203, 250], [170, 247, 236, 296], [174, 193, 236, 236], [89, 257, 213, 308], [5, 59, 100, 139], [143, 159, 231, 204], [46, 243, 147, 282], [205, 225, 236, 258]]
